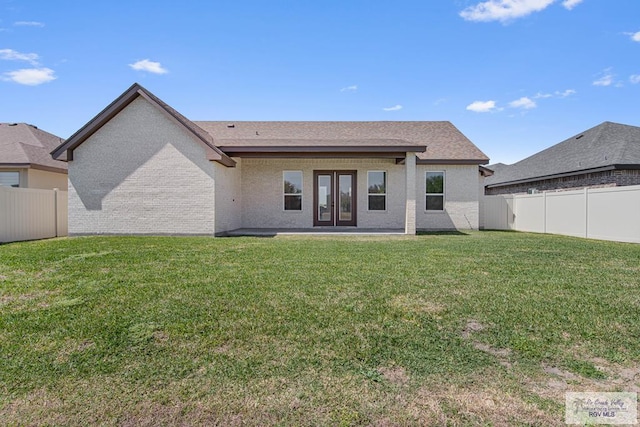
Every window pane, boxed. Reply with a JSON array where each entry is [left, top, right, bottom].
[[368, 171, 385, 194], [426, 172, 443, 194], [283, 171, 302, 194], [368, 195, 386, 211], [426, 195, 444, 211], [284, 195, 302, 210], [0, 172, 19, 187]]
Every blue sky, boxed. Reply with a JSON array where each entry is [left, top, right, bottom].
[[1, 0, 639, 164]]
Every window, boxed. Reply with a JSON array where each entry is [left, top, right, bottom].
[[0, 171, 19, 187], [425, 171, 444, 211], [283, 171, 302, 210], [367, 171, 386, 211]]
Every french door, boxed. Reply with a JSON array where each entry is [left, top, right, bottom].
[[313, 170, 357, 226]]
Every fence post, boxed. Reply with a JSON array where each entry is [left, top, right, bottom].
[[53, 188, 59, 237], [543, 191, 547, 234], [584, 187, 589, 238]]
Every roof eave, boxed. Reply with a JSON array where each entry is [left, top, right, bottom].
[[0, 163, 67, 174], [218, 145, 426, 154], [417, 158, 490, 165], [485, 164, 624, 188]]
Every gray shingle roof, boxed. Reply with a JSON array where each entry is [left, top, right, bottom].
[[50, 83, 489, 165], [0, 123, 67, 173], [195, 121, 489, 163], [486, 121, 640, 187]]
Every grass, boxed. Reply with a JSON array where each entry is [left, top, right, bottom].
[[1, 231, 639, 426]]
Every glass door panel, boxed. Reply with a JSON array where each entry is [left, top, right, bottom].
[[338, 174, 352, 222], [317, 174, 332, 223]]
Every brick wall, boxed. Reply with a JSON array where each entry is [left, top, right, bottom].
[[68, 97, 217, 235], [416, 164, 481, 230], [486, 169, 640, 195]]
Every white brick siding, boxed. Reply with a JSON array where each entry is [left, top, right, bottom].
[[240, 158, 407, 229], [214, 158, 242, 234], [416, 164, 480, 230], [66, 97, 481, 234], [68, 97, 217, 235]]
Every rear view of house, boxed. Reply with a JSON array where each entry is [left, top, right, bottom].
[[51, 83, 489, 236]]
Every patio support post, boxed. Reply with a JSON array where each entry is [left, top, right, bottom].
[[405, 152, 417, 234]]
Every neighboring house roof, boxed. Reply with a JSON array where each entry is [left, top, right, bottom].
[[51, 83, 235, 167], [486, 121, 640, 188], [51, 83, 489, 166], [196, 121, 489, 164], [0, 122, 67, 173]]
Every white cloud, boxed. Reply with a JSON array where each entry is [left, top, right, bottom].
[[593, 68, 614, 86], [460, 0, 555, 23], [558, 89, 575, 97], [2, 67, 56, 85], [630, 75, 640, 84], [129, 59, 168, 74], [0, 48, 40, 65], [509, 96, 536, 109], [534, 89, 576, 98], [466, 100, 499, 113], [561, 0, 583, 10], [628, 31, 640, 42], [340, 85, 357, 92], [382, 105, 402, 111], [14, 21, 45, 27]]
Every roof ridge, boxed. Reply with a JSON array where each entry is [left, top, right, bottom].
[[610, 122, 640, 164], [22, 123, 48, 148]]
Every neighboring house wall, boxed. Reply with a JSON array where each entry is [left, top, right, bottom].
[[68, 97, 217, 235], [214, 158, 242, 234], [26, 168, 68, 190], [486, 170, 640, 195], [0, 168, 67, 190], [240, 158, 408, 229], [416, 164, 480, 230]]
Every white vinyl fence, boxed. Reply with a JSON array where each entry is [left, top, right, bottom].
[[482, 185, 640, 243], [0, 187, 68, 243]]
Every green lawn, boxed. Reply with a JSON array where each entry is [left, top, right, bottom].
[[1, 232, 639, 426]]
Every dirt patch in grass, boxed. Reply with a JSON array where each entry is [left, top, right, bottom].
[[389, 294, 445, 318], [473, 342, 513, 369], [0, 290, 58, 311], [408, 381, 562, 426], [461, 319, 485, 338], [378, 366, 410, 386]]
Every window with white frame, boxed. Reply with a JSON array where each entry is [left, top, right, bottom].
[[367, 171, 386, 211], [425, 171, 444, 211], [0, 171, 19, 187], [283, 171, 302, 210]]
